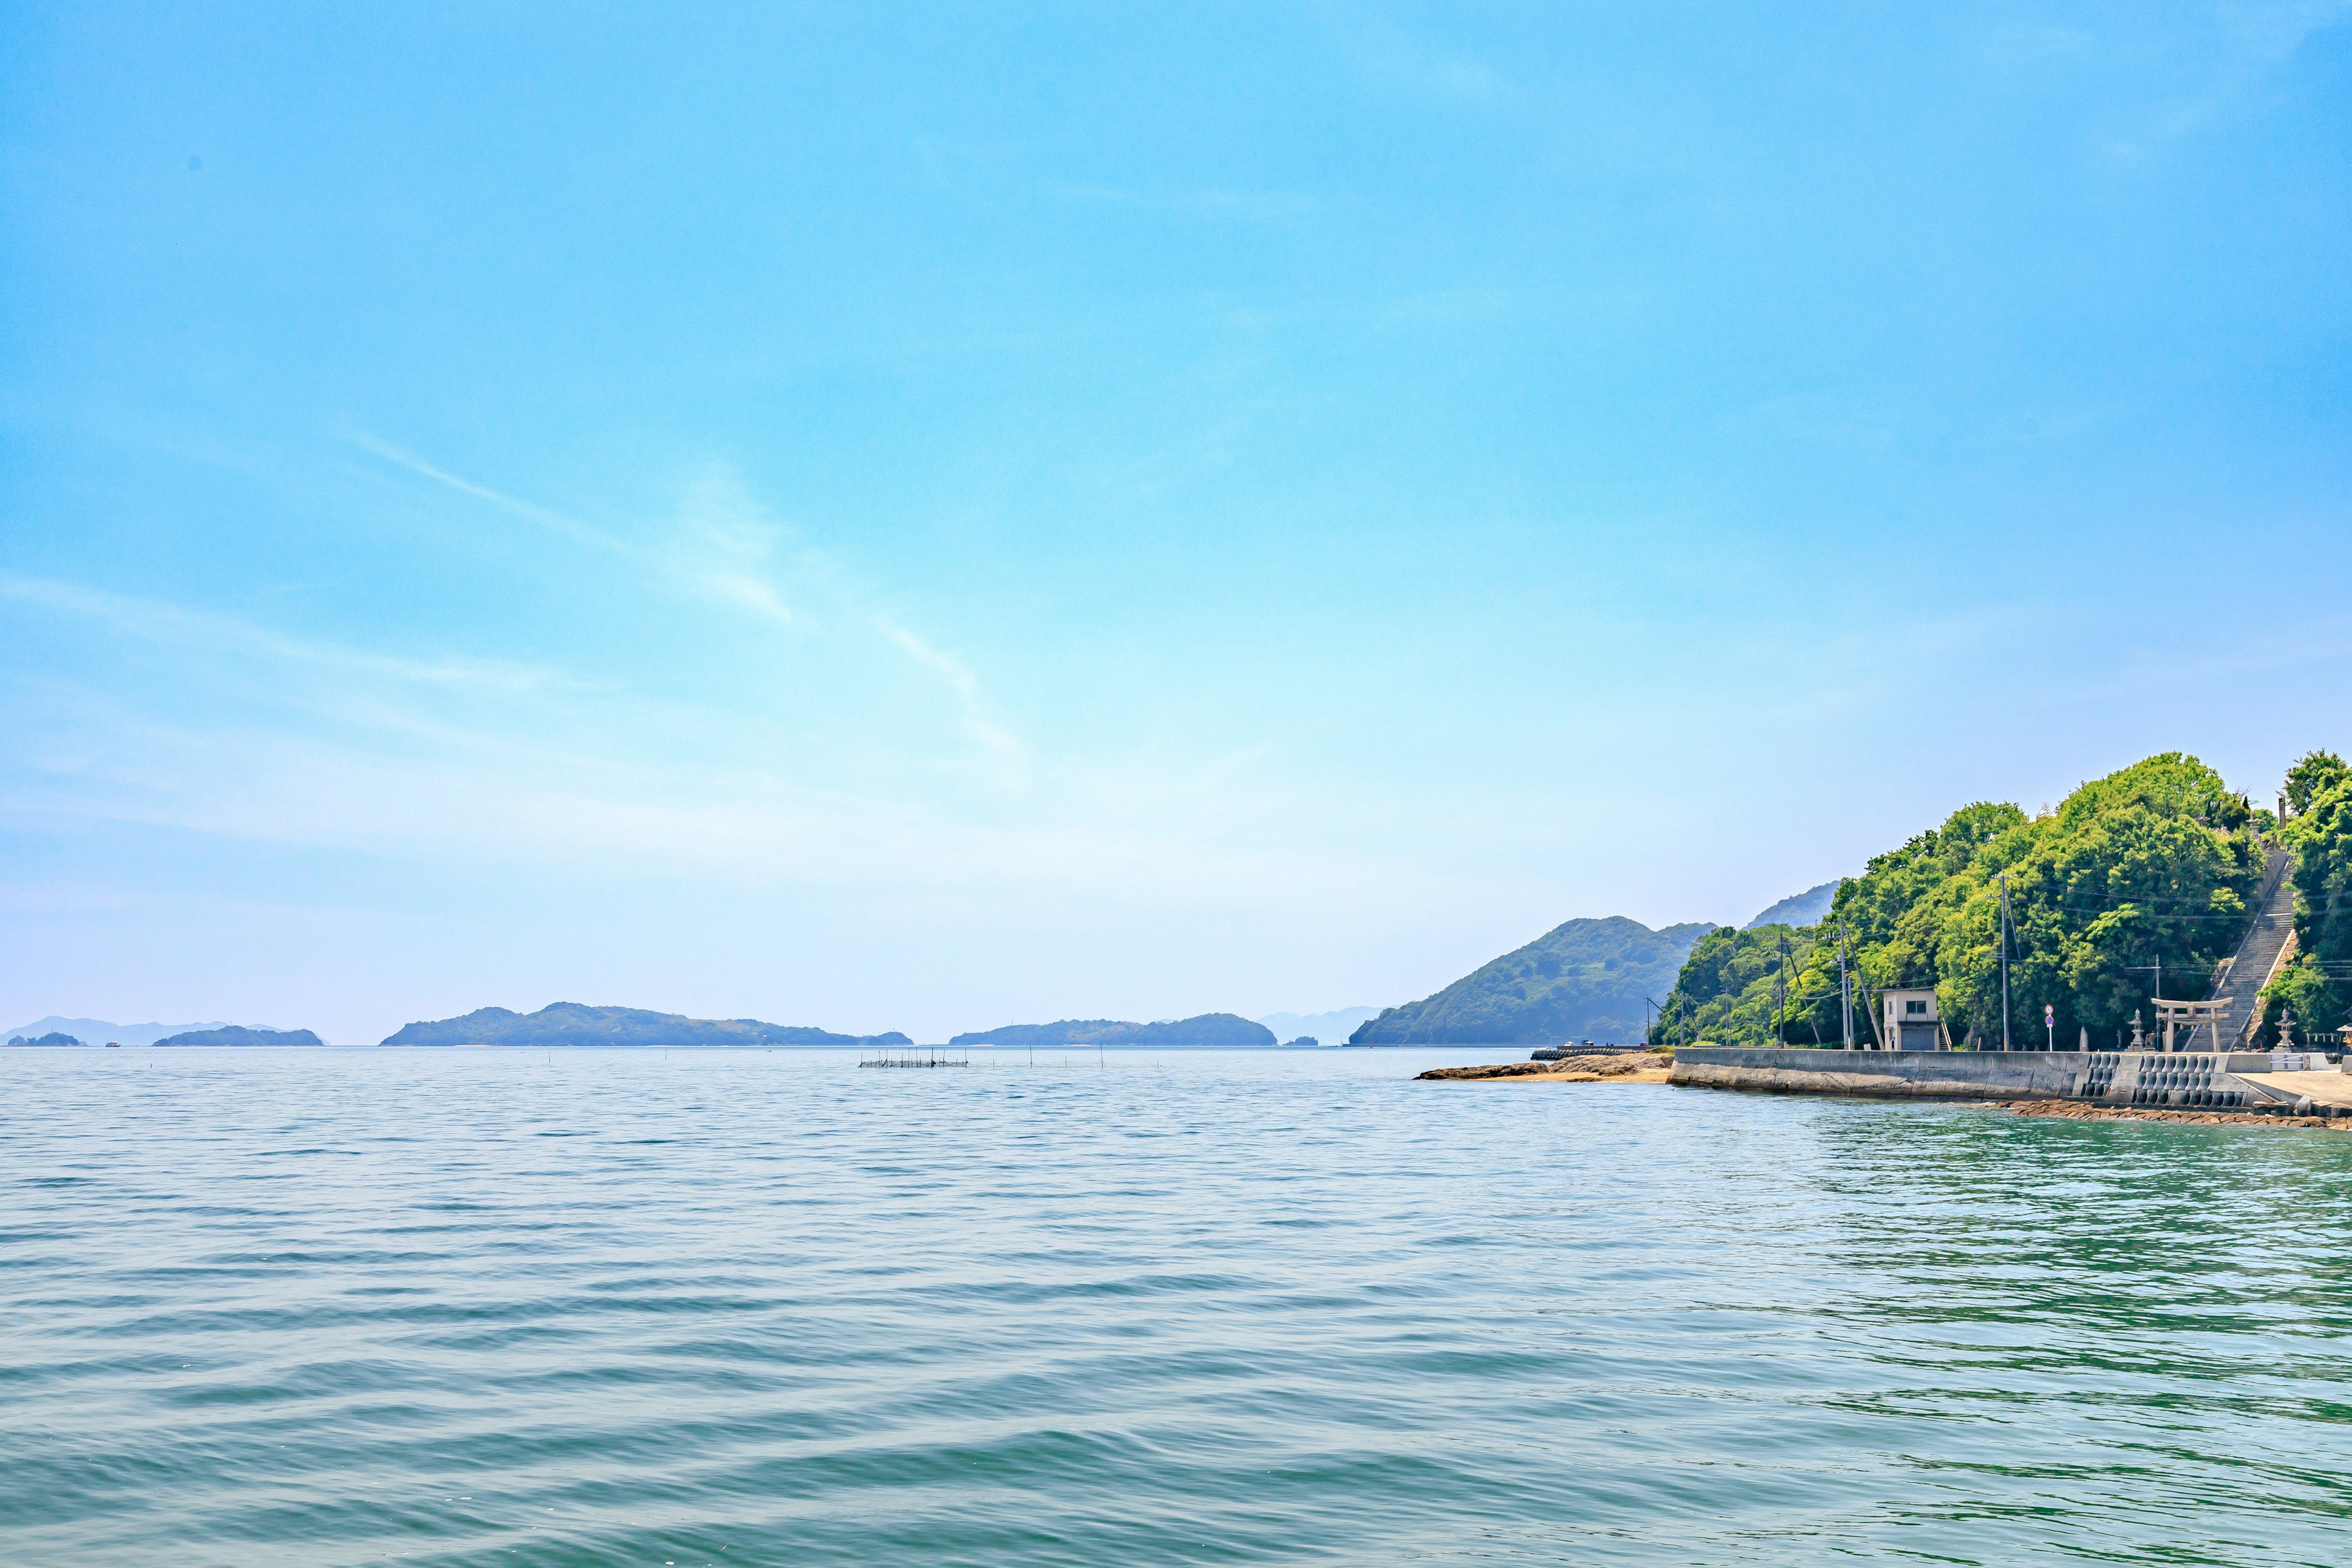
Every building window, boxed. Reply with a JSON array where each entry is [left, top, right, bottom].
[[1905, 1000, 1927, 1016]]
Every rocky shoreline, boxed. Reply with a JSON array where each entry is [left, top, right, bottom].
[[2003, 1099, 2350, 1131], [1416, 1050, 1673, 1083]]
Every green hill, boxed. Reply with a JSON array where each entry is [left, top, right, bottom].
[[950, 1013, 1276, 1047], [1349, 918, 1716, 1044], [154, 1025, 325, 1047], [379, 1003, 910, 1047]]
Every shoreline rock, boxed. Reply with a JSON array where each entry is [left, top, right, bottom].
[[2002, 1099, 2348, 1131], [1417, 1050, 1673, 1083]]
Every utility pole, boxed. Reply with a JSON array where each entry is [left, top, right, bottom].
[[1999, 872, 2013, 1053], [2045, 1003, 2054, 1053], [1774, 928, 1789, 1045], [1836, 922, 1855, 1049]]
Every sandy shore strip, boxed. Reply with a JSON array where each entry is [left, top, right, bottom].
[[1417, 1051, 1673, 1083], [2003, 1099, 2350, 1131]]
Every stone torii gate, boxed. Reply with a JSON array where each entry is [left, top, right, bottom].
[[2151, 997, 2232, 1053]]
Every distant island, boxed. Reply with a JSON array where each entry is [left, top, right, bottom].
[[1256, 1006, 1381, 1044], [950, 1014, 1276, 1047], [7, 1031, 85, 1047], [1350, 917, 1717, 1044], [379, 1001, 910, 1047], [6, 1016, 277, 1047], [154, 1025, 325, 1047]]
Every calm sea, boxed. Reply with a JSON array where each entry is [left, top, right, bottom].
[[4, 1047, 2348, 1566]]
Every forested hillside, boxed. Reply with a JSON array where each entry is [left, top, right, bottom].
[[1350, 917, 1713, 1044], [1653, 754, 2264, 1049], [2261, 749, 2352, 1041]]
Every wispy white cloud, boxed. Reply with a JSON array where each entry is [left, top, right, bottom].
[[0, 626, 1302, 905], [0, 570, 565, 695], [347, 436, 1022, 750], [1052, 183, 1323, 221], [667, 466, 798, 624], [345, 431, 633, 555], [1335, 14, 1513, 106], [2100, 0, 2352, 157], [874, 617, 1019, 755]]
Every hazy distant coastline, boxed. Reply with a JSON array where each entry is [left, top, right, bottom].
[[379, 1002, 912, 1048], [9, 889, 1836, 1053], [951, 1013, 1275, 1047]]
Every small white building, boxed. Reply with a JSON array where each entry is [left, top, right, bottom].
[[1882, 987, 1942, 1051]]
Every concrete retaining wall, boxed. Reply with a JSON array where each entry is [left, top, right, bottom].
[[1670, 1047, 2274, 1102]]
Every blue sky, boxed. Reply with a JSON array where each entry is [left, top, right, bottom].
[[4, 3, 2349, 1043]]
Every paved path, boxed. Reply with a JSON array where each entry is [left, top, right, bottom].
[[2236, 1070, 2352, 1109]]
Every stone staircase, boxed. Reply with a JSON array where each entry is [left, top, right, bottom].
[[2206, 844, 2296, 1049]]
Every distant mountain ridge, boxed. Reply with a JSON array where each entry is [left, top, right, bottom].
[[1349, 917, 1717, 1044], [380, 1002, 909, 1047], [1744, 880, 1841, 930], [951, 1013, 1275, 1047]]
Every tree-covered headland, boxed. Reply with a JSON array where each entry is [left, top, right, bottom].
[[1653, 754, 2278, 1049]]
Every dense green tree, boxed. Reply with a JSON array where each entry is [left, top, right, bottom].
[[2285, 750, 2347, 816], [1653, 924, 1825, 1046], [1654, 754, 2260, 1050], [2261, 767, 2352, 1042], [1934, 755, 2255, 1048]]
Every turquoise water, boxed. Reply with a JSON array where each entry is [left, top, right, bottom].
[[4, 1047, 2348, 1566]]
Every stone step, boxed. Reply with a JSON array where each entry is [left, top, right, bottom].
[[2207, 845, 2296, 1048]]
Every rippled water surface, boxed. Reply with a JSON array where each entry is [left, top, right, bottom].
[[4, 1047, 2349, 1566]]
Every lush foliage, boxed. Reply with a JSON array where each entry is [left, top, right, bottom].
[[1654, 755, 2263, 1049], [1351, 917, 1713, 1044], [1653, 924, 1828, 1046], [2261, 755, 2352, 1042], [951, 1014, 1276, 1046], [2284, 749, 2347, 815], [382, 1003, 911, 1047]]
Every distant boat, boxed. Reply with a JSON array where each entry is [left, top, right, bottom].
[[105, 1041, 120, 1048]]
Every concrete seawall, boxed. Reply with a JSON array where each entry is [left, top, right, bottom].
[[1670, 1047, 2280, 1104]]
